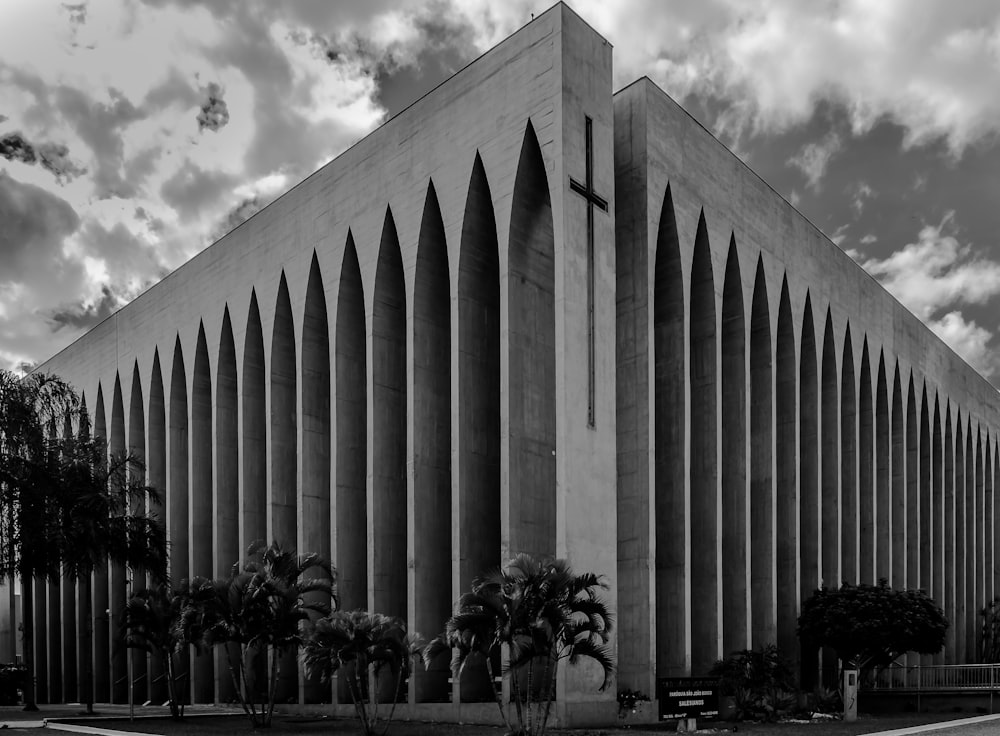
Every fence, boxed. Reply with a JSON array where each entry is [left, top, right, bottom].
[[865, 664, 1000, 712]]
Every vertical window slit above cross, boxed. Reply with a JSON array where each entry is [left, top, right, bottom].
[[569, 115, 608, 429]]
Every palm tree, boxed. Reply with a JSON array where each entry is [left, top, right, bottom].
[[304, 610, 421, 736], [424, 553, 615, 736], [58, 442, 169, 714], [120, 583, 190, 719], [0, 371, 81, 710], [180, 541, 335, 728]]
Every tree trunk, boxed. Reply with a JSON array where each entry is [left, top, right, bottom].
[[21, 575, 37, 711], [81, 574, 95, 714]]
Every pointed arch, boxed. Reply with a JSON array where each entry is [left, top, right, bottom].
[[906, 377, 918, 590], [270, 272, 297, 703], [271, 273, 297, 549], [721, 237, 746, 653], [128, 362, 147, 702], [919, 388, 931, 605], [891, 365, 904, 588], [820, 309, 838, 588], [60, 412, 77, 702], [945, 406, 956, 661], [965, 423, 975, 661], [109, 374, 126, 703], [932, 396, 943, 661], [973, 427, 983, 660], [147, 351, 167, 702], [168, 337, 190, 700], [457, 154, 501, 592], [92, 383, 110, 702], [372, 206, 407, 624], [302, 254, 331, 576], [242, 292, 266, 551], [875, 353, 890, 580], [799, 292, 819, 607], [508, 120, 556, 559], [653, 184, 685, 678], [336, 234, 367, 614], [955, 412, 967, 661], [413, 181, 451, 702], [216, 308, 239, 575], [840, 324, 857, 583], [191, 322, 213, 700], [690, 211, 718, 673], [858, 340, 874, 584], [775, 277, 796, 663], [749, 255, 773, 647], [216, 308, 239, 704]]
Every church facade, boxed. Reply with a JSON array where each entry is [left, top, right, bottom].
[[16, 2, 1000, 725]]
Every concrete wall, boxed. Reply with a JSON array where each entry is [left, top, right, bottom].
[[615, 77, 1000, 695], [31, 3, 619, 723]]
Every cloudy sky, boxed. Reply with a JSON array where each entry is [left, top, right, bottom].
[[2, 1, 1000, 384]]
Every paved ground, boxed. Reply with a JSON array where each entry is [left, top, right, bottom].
[[869, 714, 1000, 736], [0, 703, 241, 732]]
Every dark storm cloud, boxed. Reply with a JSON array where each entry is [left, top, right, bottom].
[[210, 195, 264, 242], [53, 85, 143, 198], [197, 82, 229, 132], [0, 131, 86, 182], [159, 159, 236, 219], [0, 172, 80, 277], [47, 285, 119, 331], [76, 219, 167, 284]]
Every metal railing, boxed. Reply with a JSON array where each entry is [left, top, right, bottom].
[[867, 664, 1000, 692]]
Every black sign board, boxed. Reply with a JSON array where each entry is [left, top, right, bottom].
[[657, 677, 720, 720]]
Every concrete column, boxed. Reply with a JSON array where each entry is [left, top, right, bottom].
[[798, 294, 819, 688], [906, 380, 918, 592], [875, 357, 890, 582], [720, 240, 747, 655], [147, 355, 167, 703], [410, 183, 451, 704], [820, 311, 839, 592], [891, 368, 904, 589], [775, 280, 797, 665], [334, 236, 367, 705], [110, 377, 127, 703], [945, 410, 956, 662], [128, 366, 147, 703], [858, 344, 874, 584], [167, 339, 189, 702], [750, 258, 775, 648], [840, 328, 857, 584], [688, 213, 718, 675], [216, 309, 240, 704], [190, 326, 214, 703]]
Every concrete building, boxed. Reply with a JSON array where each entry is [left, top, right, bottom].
[[13, 2, 1000, 724]]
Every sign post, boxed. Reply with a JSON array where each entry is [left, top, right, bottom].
[[657, 676, 720, 730]]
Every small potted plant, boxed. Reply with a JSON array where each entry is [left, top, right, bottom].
[[618, 688, 651, 726]]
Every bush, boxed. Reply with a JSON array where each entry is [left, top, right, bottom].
[[710, 644, 795, 722]]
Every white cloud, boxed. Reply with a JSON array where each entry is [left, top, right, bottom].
[[858, 212, 1000, 319], [788, 132, 841, 189], [928, 312, 997, 377]]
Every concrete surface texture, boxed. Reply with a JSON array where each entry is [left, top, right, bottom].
[[8, 1, 1000, 728]]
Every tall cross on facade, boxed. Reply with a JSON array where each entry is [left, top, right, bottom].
[[569, 116, 608, 428]]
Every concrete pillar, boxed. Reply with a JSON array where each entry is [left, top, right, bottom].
[[775, 280, 797, 665], [858, 343, 874, 585], [798, 294, 819, 688], [820, 311, 839, 591], [334, 236, 367, 704], [190, 327, 214, 703], [906, 379, 918, 592], [689, 212, 718, 675], [168, 339, 189, 702], [945, 409, 956, 662], [216, 309, 240, 704], [128, 366, 148, 703], [750, 257, 775, 649], [269, 273, 298, 703], [147, 354, 167, 704], [840, 327, 857, 584], [721, 239, 747, 655], [875, 356, 890, 582], [652, 185, 686, 681], [507, 121, 557, 564], [454, 154, 501, 702], [110, 376, 127, 703], [891, 368, 904, 589], [410, 183, 451, 704]]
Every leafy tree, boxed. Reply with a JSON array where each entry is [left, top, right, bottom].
[[797, 579, 947, 678], [304, 610, 421, 736], [980, 599, 1000, 662], [179, 541, 335, 728], [0, 370, 168, 712], [423, 553, 615, 736], [121, 583, 191, 719]]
